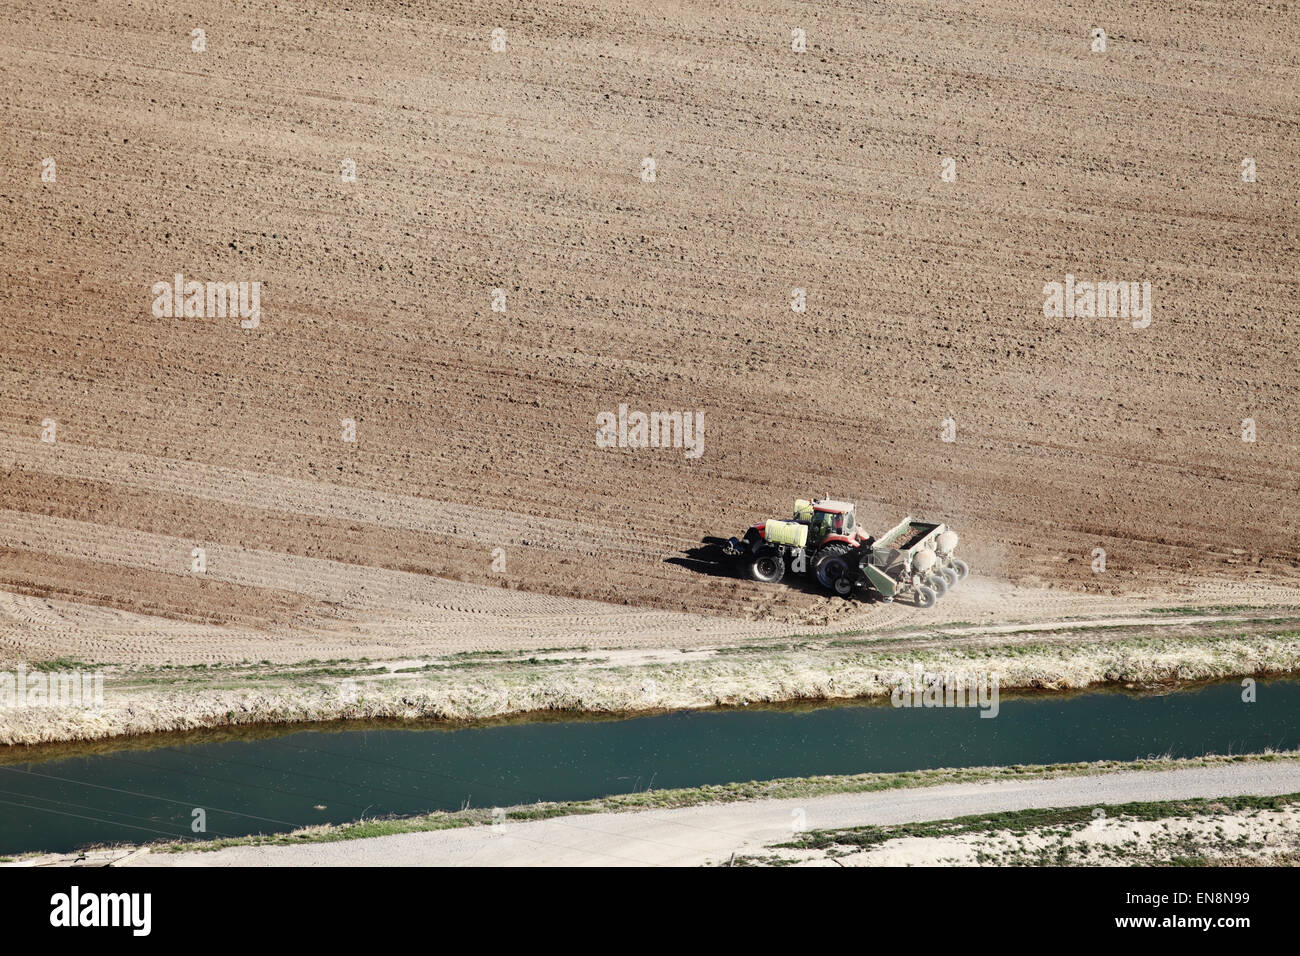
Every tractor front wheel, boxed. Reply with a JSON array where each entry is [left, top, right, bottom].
[[819, 556, 852, 593], [747, 547, 786, 584], [813, 543, 851, 590]]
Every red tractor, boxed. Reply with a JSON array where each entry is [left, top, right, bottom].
[[725, 499, 968, 606], [725, 498, 874, 590]]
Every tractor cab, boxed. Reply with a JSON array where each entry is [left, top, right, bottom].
[[797, 498, 855, 543]]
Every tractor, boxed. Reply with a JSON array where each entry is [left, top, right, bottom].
[[724, 499, 968, 606], [725, 498, 865, 587]]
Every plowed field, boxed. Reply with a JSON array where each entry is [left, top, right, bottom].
[[2, 0, 1297, 664]]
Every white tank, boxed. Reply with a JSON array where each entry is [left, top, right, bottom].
[[913, 548, 937, 572], [936, 530, 959, 555]]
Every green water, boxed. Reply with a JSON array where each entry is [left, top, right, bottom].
[[0, 677, 1293, 854]]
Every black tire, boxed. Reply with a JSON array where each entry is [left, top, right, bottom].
[[812, 543, 851, 589], [819, 556, 851, 593], [747, 547, 786, 584]]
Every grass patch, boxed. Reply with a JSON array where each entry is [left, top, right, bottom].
[[28, 657, 91, 670], [779, 793, 1300, 852], [1147, 605, 1275, 615]]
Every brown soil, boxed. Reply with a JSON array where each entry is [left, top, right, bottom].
[[0, 0, 1297, 664]]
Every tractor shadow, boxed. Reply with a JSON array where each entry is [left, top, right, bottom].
[[666, 537, 885, 601], [664, 536, 736, 579]]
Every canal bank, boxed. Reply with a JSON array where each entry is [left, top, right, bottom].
[[10, 756, 1300, 867], [2, 619, 1299, 748]]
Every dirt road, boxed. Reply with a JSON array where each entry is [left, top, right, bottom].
[[1, 0, 1298, 659]]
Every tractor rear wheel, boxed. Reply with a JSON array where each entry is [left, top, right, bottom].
[[747, 547, 786, 584], [914, 585, 937, 608], [813, 543, 851, 590]]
